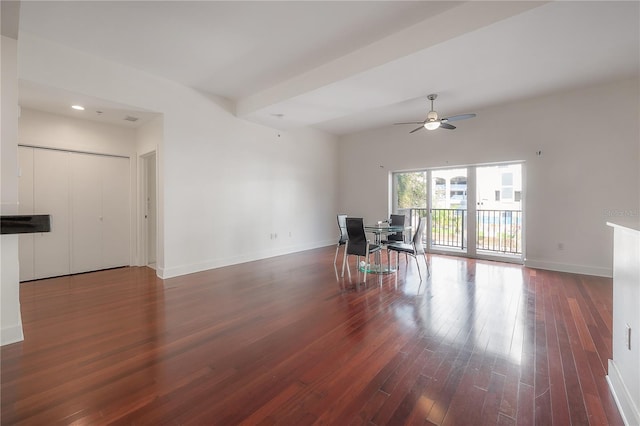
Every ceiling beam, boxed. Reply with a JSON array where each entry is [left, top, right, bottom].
[[235, 1, 547, 119]]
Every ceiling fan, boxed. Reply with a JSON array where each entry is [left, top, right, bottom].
[[395, 94, 476, 133]]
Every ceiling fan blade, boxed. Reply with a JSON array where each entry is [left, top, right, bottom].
[[409, 125, 424, 134], [394, 121, 425, 125], [440, 122, 456, 130], [443, 113, 476, 122]]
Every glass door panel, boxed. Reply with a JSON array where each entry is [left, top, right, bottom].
[[430, 168, 467, 251], [476, 164, 523, 257]]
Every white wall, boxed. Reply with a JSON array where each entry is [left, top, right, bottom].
[[339, 78, 640, 277], [161, 122, 338, 278], [17, 33, 339, 279], [18, 108, 139, 266], [1, 35, 24, 345], [136, 115, 162, 156]]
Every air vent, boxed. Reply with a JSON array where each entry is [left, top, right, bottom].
[[124, 115, 139, 122]]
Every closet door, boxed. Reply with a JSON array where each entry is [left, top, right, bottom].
[[70, 153, 104, 274], [18, 148, 131, 279], [101, 156, 130, 268], [70, 153, 130, 273], [34, 149, 70, 279], [18, 147, 35, 281]]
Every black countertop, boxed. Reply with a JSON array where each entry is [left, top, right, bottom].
[[1, 215, 51, 234]]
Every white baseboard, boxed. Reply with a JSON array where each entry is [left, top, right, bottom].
[[524, 258, 612, 277], [157, 248, 614, 280], [1, 324, 24, 346], [158, 239, 334, 279], [607, 359, 640, 426]]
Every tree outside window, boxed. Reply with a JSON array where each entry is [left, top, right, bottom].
[[395, 172, 427, 209]]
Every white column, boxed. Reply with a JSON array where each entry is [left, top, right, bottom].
[[606, 221, 640, 426], [1, 35, 24, 345]]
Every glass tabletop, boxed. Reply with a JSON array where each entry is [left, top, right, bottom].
[[364, 224, 409, 233]]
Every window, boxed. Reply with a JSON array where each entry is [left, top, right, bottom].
[[501, 172, 514, 200]]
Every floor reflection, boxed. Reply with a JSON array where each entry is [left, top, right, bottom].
[[390, 255, 526, 365]]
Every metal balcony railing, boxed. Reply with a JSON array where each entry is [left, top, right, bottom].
[[397, 208, 522, 255], [476, 209, 522, 254], [430, 208, 465, 249]]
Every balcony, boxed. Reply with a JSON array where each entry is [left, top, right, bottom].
[[398, 208, 522, 255]]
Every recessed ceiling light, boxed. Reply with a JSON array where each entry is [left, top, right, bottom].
[[71, 105, 85, 111]]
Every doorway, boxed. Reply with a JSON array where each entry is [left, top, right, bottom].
[[141, 152, 157, 269]]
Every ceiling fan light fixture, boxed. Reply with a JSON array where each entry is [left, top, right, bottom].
[[424, 121, 440, 130], [424, 108, 440, 129], [393, 93, 476, 134]]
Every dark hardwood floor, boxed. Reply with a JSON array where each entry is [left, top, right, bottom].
[[1, 248, 623, 425]]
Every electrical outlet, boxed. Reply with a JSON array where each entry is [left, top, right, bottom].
[[558, 242, 564, 251], [626, 324, 631, 350]]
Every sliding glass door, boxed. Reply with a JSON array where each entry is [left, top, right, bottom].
[[392, 163, 524, 262], [475, 164, 523, 257]]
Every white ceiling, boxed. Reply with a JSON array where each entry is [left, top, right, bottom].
[[16, 1, 640, 134]]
